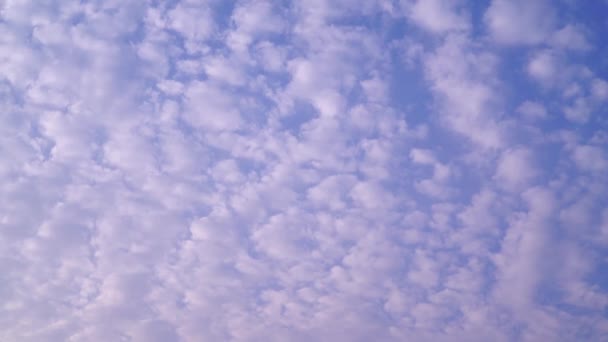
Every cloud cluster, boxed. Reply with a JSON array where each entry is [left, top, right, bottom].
[[1, 0, 607, 341]]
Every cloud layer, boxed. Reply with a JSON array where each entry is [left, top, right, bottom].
[[1, 1, 607, 341]]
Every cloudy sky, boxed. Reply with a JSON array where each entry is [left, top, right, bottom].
[[1, 0, 608, 341]]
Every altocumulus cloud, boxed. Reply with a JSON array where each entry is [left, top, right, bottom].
[[1, 0, 608, 341]]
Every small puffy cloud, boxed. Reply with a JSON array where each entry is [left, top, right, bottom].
[[410, 148, 452, 198], [495, 148, 540, 191], [591, 79, 608, 101], [350, 181, 396, 210], [228, 0, 286, 52], [203, 55, 247, 86], [156, 79, 184, 96], [517, 100, 548, 120], [405, 0, 470, 34], [493, 188, 556, 299], [564, 97, 592, 123], [210, 159, 244, 184], [183, 81, 244, 131], [572, 145, 608, 172], [410, 148, 436, 165], [484, 0, 557, 45], [168, 3, 215, 42], [550, 25, 590, 51], [307, 174, 357, 211], [527, 49, 561, 85], [423, 35, 505, 149]]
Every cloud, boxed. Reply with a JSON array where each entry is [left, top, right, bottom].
[[1, 0, 607, 341], [550, 25, 591, 51], [527, 49, 561, 85], [183, 81, 244, 131], [410, 148, 453, 198], [571, 145, 608, 172], [168, 2, 216, 52], [517, 100, 548, 120], [492, 187, 556, 309], [405, 0, 470, 34], [423, 34, 505, 149], [494, 147, 540, 191], [484, 0, 557, 45], [591, 78, 608, 101]]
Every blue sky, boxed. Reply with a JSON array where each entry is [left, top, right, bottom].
[[1, 0, 608, 341]]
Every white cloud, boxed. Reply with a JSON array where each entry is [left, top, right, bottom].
[[405, 0, 470, 34], [564, 97, 592, 123], [591, 78, 608, 101], [1, 0, 607, 341], [550, 24, 590, 51], [410, 148, 436, 165], [228, 0, 286, 53], [203, 55, 247, 86], [157, 80, 185, 96], [493, 187, 556, 309], [601, 209, 608, 245], [572, 145, 608, 172], [517, 101, 548, 120], [457, 189, 501, 237], [410, 148, 452, 198], [183, 81, 244, 131], [423, 34, 505, 149], [350, 181, 397, 210], [307, 174, 357, 211], [484, 0, 557, 45], [527, 49, 561, 85], [168, 3, 215, 52], [494, 147, 539, 191]]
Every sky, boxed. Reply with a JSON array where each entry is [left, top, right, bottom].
[[1, 0, 608, 341]]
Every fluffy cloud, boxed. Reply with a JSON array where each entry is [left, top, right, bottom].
[[404, 0, 470, 34], [484, 0, 557, 45], [517, 100, 548, 120], [527, 49, 562, 85], [494, 147, 540, 191], [1, 1, 607, 341]]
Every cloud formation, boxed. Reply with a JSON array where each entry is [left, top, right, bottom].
[[1, 1, 607, 341]]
